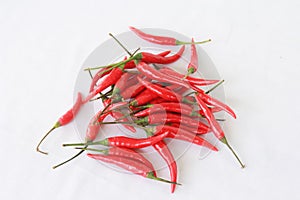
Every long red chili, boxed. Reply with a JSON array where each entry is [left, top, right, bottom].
[[136, 112, 210, 133], [152, 140, 178, 193], [197, 91, 237, 119], [170, 122, 210, 135], [159, 67, 219, 86], [64, 130, 169, 149], [130, 89, 158, 106], [187, 38, 198, 75], [87, 153, 179, 184], [152, 125, 217, 151], [36, 92, 83, 155], [137, 77, 180, 102], [84, 66, 124, 103], [120, 81, 145, 100], [195, 93, 244, 168], [81, 147, 155, 174], [136, 62, 189, 88], [129, 26, 211, 46]]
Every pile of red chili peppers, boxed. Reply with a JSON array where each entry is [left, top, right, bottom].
[[36, 27, 244, 193]]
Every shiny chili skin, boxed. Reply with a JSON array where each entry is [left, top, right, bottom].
[[137, 77, 180, 102], [170, 122, 210, 135], [137, 45, 185, 64], [130, 89, 158, 106], [100, 147, 156, 174], [187, 38, 198, 74], [195, 93, 224, 140], [89, 67, 110, 92], [89, 130, 169, 149], [85, 111, 109, 142], [87, 153, 153, 177], [154, 125, 217, 151], [120, 81, 145, 100], [84, 67, 124, 103], [152, 140, 177, 193], [134, 102, 194, 118], [139, 112, 210, 133], [58, 92, 83, 126], [159, 67, 219, 86], [136, 62, 189, 88], [197, 91, 236, 119]]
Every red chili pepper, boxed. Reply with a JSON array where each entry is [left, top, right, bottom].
[[195, 93, 244, 168], [152, 141, 178, 193], [134, 102, 194, 118], [82, 147, 155, 174], [159, 67, 219, 86], [153, 125, 217, 151], [84, 66, 124, 103], [130, 26, 211, 46], [197, 91, 236, 119], [120, 81, 145, 100], [87, 154, 179, 185], [89, 67, 111, 92], [170, 122, 210, 135], [187, 38, 198, 75], [137, 112, 210, 133], [64, 130, 169, 149], [111, 72, 134, 101], [149, 97, 167, 104], [36, 92, 83, 155], [137, 45, 185, 64], [136, 62, 189, 88], [137, 77, 180, 102], [130, 89, 158, 106]]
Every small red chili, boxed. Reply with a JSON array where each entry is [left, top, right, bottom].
[[187, 38, 198, 75], [36, 92, 83, 155], [87, 153, 179, 185], [64, 130, 169, 149], [137, 77, 180, 102], [130, 89, 158, 106], [129, 26, 211, 46]]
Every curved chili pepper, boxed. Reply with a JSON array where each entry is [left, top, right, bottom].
[[187, 38, 198, 75], [137, 112, 210, 133], [152, 125, 217, 151], [136, 62, 189, 88], [152, 140, 178, 193], [87, 154, 179, 185], [197, 91, 236, 119], [84, 66, 124, 103], [36, 92, 83, 155], [89, 67, 110, 92], [129, 26, 211, 46], [159, 67, 219, 86], [130, 89, 158, 106], [81, 147, 155, 174], [137, 77, 180, 102], [195, 93, 244, 168], [64, 131, 169, 149], [134, 102, 194, 118]]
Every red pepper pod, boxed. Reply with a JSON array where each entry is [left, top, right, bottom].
[[130, 89, 158, 106], [58, 92, 83, 126], [137, 77, 180, 102], [85, 111, 110, 142], [197, 92, 237, 119], [187, 38, 198, 74], [84, 67, 124, 103], [103, 130, 169, 149]]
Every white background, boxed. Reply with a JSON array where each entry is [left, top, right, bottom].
[[1, 0, 300, 199]]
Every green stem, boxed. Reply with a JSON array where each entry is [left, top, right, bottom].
[[147, 172, 181, 185], [75, 147, 108, 154], [205, 80, 225, 94], [220, 137, 245, 168], [36, 122, 61, 155], [109, 33, 133, 57], [176, 39, 211, 45], [52, 145, 88, 169]]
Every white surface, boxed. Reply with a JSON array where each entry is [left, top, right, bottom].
[[1, 0, 300, 199]]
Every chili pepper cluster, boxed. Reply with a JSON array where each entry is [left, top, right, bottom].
[[37, 27, 244, 193]]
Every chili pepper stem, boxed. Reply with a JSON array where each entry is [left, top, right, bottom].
[[109, 33, 133, 57], [52, 145, 88, 169], [75, 147, 108, 154], [220, 137, 245, 168], [176, 38, 211, 45], [147, 172, 181, 185], [205, 80, 225, 94], [36, 122, 61, 155]]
